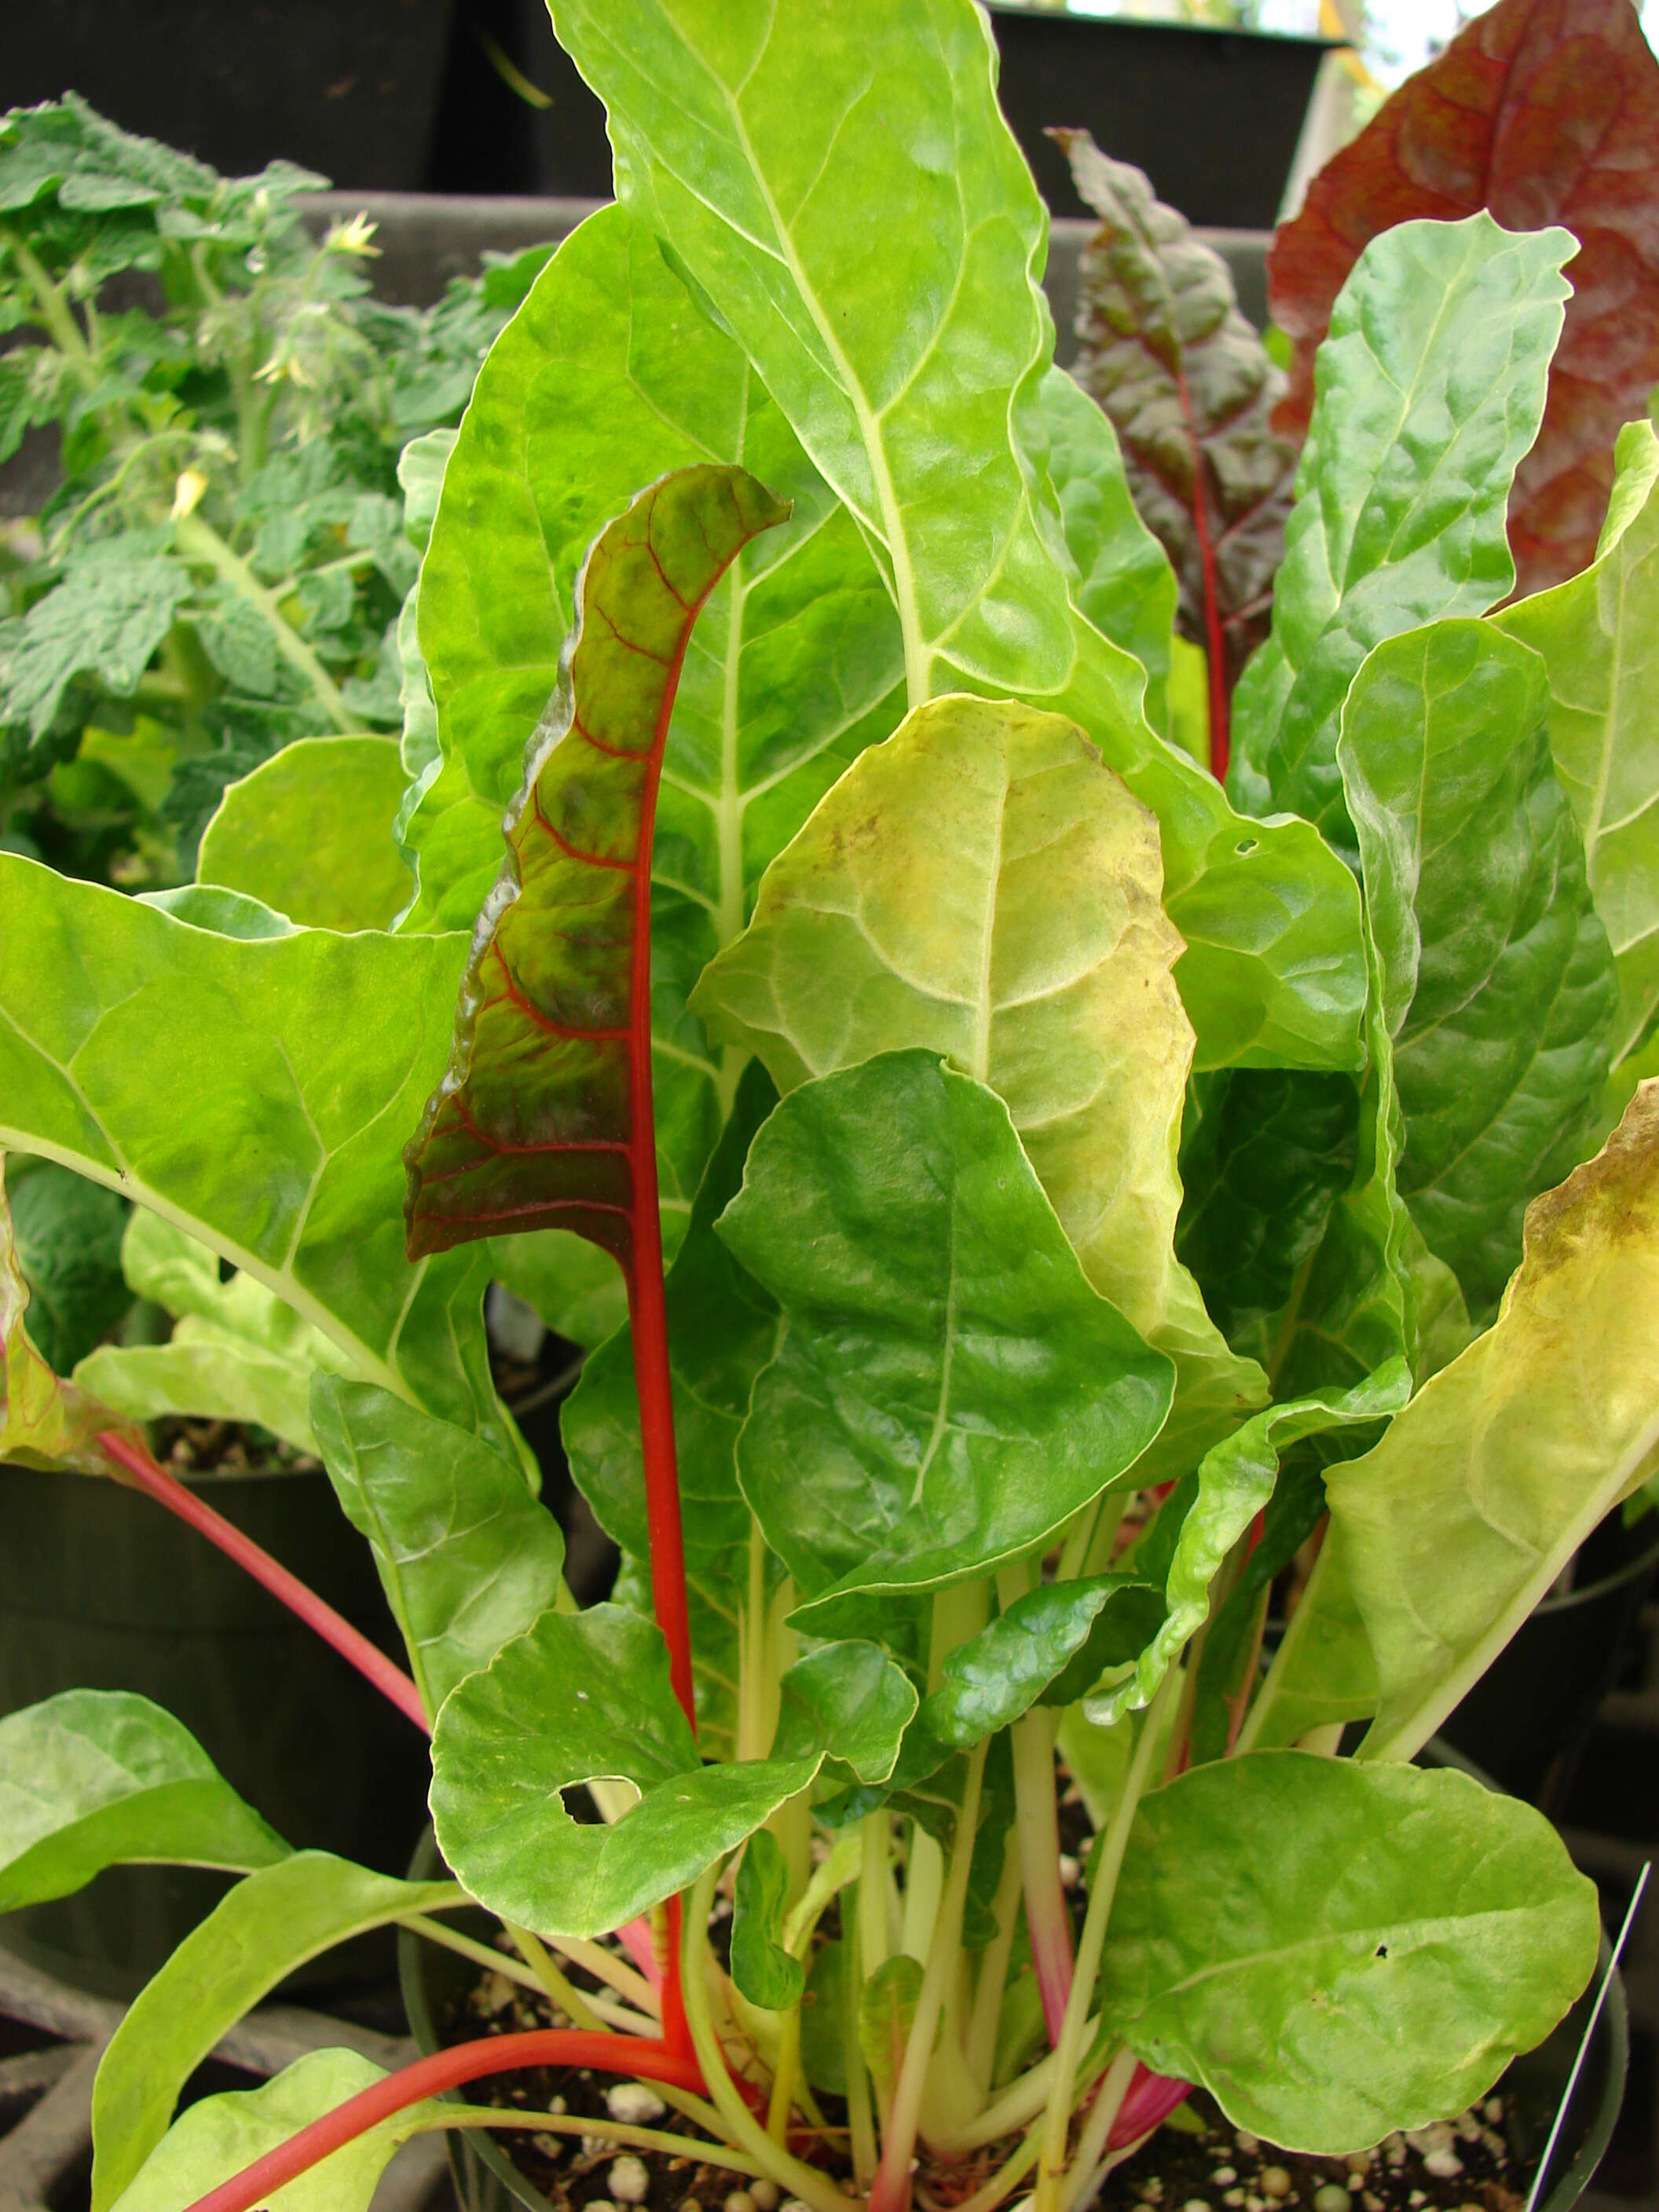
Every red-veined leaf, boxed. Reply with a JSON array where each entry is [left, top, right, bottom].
[[1055, 130, 1297, 782], [1269, 0, 1659, 596]]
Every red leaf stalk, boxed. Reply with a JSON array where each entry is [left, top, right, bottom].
[[97, 1431, 428, 1732], [1108, 2064, 1192, 2149], [1173, 359, 1231, 783], [183, 2029, 705, 2212]]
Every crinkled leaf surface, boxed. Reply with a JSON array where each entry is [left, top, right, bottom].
[[0, 1690, 287, 1914], [1329, 1081, 1659, 1761], [90, 1855, 459, 2212], [0, 859, 506, 1446], [695, 695, 1262, 1485], [1338, 618, 1617, 1311], [1229, 215, 1573, 852], [717, 1053, 1174, 1631], [1268, 0, 1659, 599], [403, 464, 788, 1265], [5, 1157, 130, 1372], [1035, 365, 1177, 735], [310, 1378, 566, 1723], [1100, 1752, 1599, 2151], [1086, 1361, 1410, 1727], [731, 1826, 803, 2010], [0, 552, 192, 743], [1497, 418, 1659, 1062], [1, 1152, 138, 1474], [548, 0, 1368, 1076], [1058, 134, 1295, 737], [108, 2048, 439, 2212], [429, 1604, 913, 1937], [197, 738, 412, 932]]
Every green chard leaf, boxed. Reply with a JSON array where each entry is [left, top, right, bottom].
[[0, 860, 507, 1448], [548, 0, 1368, 1077], [1, 1151, 138, 1473], [717, 1052, 1174, 1632], [429, 1604, 914, 1938], [90, 1855, 461, 2212], [730, 1826, 804, 2010], [1100, 1752, 1599, 2152], [310, 1378, 566, 1723], [1035, 365, 1178, 735], [196, 737, 413, 932], [695, 694, 1263, 1486], [1327, 1080, 1659, 1761], [0, 1690, 287, 1914], [1229, 214, 1575, 852], [403, 203, 905, 1317], [1338, 618, 1618, 1311], [4, 1156, 130, 1372], [108, 2049, 441, 2212], [403, 463, 789, 1265], [1496, 416, 1659, 1064]]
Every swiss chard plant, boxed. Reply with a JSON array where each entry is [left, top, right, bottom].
[[2, 7, 1659, 2212]]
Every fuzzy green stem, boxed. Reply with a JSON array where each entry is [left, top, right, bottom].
[[1035, 1668, 1177, 2212], [2, 229, 98, 386], [870, 1737, 989, 2212], [173, 509, 354, 732], [683, 1862, 849, 2212]]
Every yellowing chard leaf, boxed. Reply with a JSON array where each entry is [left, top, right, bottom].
[[1338, 618, 1617, 1311], [1101, 1754, 1598, 2151], [716, 1052, 1174, 1631], [695, 694, 1263, 1484], [1329, 1080, 1659, 1762], [1497, 418, 1659, 1063], [1229, 215, 1574, 854], [549, 0, 1368, 1077]]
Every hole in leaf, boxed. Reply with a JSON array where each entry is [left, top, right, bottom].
[[1236, 837, 1259, 856]]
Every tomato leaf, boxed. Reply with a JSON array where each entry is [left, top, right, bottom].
[[1269, 0, 1659, 598]]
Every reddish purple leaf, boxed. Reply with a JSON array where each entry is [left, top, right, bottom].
[[1056, 131, 1297, 782], [1270, 0, 1659, 597]]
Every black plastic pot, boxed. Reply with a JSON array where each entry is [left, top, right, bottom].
[[0, 1459, 432, 1999], [985, 5, 1333, 229], [1437, 1507, 1659, 1814], [398, 1825, 1627, 2212], [6, 1, 456, 192]]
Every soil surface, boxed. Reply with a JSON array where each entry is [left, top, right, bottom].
[[437, 1946, 1529, 2212]]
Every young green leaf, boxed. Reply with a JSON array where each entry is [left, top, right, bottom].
[[1100, 1753, 1599, 2152], [1268, 0, 1659, 598], [716, 1053, 1174, 1631], [1328, 1081, 1659, 1761], [4, 1157, 130, 1372], [695, 695, 1264, 1485], [1229, 215, 1574, 851], [1338, 618, 1617, 1311], [0, 1690, 288, 1914], [1035, 365, 1177, 737], [89, 1855, 461, 2212], [859, 1956, 925, 2097], [108, 2049, 441, 2212], [731, 1827, 804, 2011], [1496, 417, 1659, 1062], [428, 1605, 914, 1938], [1, 1151, 137, 1473], [196, 737, 413, 932], [309, 1378, 566, 1723], [403, 463, 788, 1264], [1056, 133, 1297, 775], [0, 859, 506, 1445], [548, 0, 1368, 1079]]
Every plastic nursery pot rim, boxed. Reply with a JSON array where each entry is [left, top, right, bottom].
[[396, 1829, 1628, 2212]]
